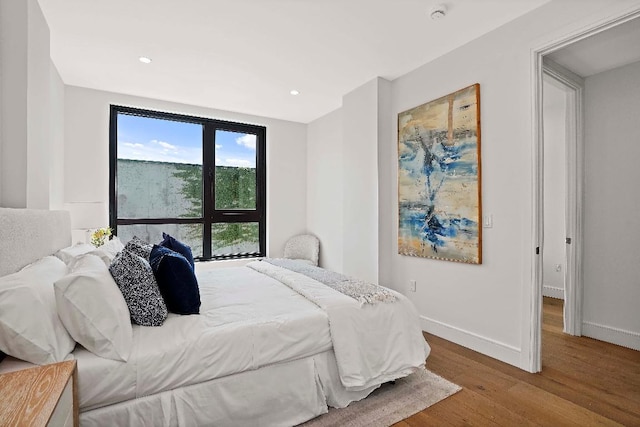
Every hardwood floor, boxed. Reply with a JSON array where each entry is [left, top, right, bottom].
[[397, 297, 640, 426]]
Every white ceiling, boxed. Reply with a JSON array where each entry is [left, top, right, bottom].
[[38, 0, 549, 123], [546, 16, 640, 77]]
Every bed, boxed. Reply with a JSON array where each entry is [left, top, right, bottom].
[[0, 208, 430, 426]]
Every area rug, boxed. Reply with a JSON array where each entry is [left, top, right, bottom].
[[300, 369, 461, 427]]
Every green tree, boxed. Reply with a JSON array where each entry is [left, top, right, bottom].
[[173, 164, 258, 254], [173, 164, 202, 217], [215, 166, 256, 209]]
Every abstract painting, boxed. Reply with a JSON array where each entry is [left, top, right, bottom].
[[398, 84, 482, 264]]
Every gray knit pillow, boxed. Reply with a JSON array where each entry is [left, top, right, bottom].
[[124, 236, 153, 261], [109, 249, 168, 326]]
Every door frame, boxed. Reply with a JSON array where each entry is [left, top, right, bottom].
[[529, 7, 640, 373], [542, 59, 584, 336]]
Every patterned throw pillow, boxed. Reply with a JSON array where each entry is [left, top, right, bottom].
[[160, 233, 195, 270], [109, 249, 168, 327], [150, 245, 200, 315], [124, 236, 153, 261]]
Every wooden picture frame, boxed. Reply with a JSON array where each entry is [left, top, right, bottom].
[[398, 84, 482, 264]]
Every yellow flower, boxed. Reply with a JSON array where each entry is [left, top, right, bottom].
[[90, 227, 112, 247]]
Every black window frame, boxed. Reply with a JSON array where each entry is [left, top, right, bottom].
[[109, 105, 266, 261]]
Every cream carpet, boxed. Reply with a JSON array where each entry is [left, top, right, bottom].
[[300, 369, 461, 427]]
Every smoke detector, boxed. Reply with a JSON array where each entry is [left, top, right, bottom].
[[430, 4, 447, 20]]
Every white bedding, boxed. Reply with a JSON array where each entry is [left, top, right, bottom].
[[82, 352, 333, 427], [247, 261, 430, 390], [1, 258, 430, 426], [78, 266, 332, 410], [81, 350, 385, 427]]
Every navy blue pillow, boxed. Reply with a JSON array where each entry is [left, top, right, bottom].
[[149, 245, 200, 315], [160, 233, 195, 270]]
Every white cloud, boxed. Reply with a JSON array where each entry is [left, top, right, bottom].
[[156, 140, 178, 151], [123, 142, 145, 148], [118, 139, 201, 164], [236, 134, 256, 150], [215, 144, 222, 149], [158, 141, 178, 151]]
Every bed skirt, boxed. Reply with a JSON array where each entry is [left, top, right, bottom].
[[80, 350, 377, 427]]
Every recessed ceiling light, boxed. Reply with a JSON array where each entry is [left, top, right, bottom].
[[429, 4, 447, 20], [139, 56, 152, 64], [290, 90, 300, 96]]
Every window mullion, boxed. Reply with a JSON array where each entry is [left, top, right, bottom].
[[202, 124, 215, 259], [109, 107, 118, 233], [256, 127, 267, 257]]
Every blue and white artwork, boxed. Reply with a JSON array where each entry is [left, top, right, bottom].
[[398, 84, 482, 264]]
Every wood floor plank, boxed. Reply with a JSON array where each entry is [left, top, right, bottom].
[[446, 388, 536, 427], [401, 407, 457, 426], [505, 382, 623, 427], [405, 391, 497, 426], [393, 298, 640, 426], [506, 365, 640, 425]]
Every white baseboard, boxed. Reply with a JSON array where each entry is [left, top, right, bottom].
[[542, 286, 564, 300], [582, 321, 640, 351], [420, 316, 522, 368]]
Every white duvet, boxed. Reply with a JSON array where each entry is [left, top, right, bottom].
[[77, 266, 332, 410], [75, 262, 429, 412], [247, 261, 431, 391]]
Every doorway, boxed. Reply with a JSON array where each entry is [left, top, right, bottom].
[[541, 62, 583, 337], [542, 74, 569, 301], [530, 8, 640, 373]]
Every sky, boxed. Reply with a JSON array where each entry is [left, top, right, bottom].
[[117, 114, 256, 167]]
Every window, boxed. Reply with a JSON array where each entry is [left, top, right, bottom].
[[109, 105, 266, 260]]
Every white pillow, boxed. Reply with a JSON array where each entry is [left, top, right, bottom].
[[102, 236, 125, 254], [0, 256, 76, 365], [55, 243, 95, 264], [54, 254, 132, 361], [88, 236, 124, 267]]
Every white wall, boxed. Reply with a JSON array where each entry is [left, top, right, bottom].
[[49, 63, 65, 210], [389, 0, 640, 370], [582, 60, 640, 350], [0, 0, 59, 209], [0, 2, 3, 205], [542, 76, 567, 299], [388, 26, 529, 368], [307, 77, 390, 282], [63, 86, 307, 258], [24, 0, 51, 209], [377, 79, 393, 287], [307, 108, 344, 272], [307, 0, 640, 370], [0, 0, 29, 207], [392, 0, 640, 370], [341, 78, 391, 284]]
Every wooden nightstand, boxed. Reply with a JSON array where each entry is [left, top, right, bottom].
[[0, 360, 78, 427]]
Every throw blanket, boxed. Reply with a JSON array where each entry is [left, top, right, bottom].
[[247, 261, 430, 391], [262, 258, 397, 305]]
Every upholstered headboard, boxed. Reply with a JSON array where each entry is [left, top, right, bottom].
[[0, 208, 71, 277]]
